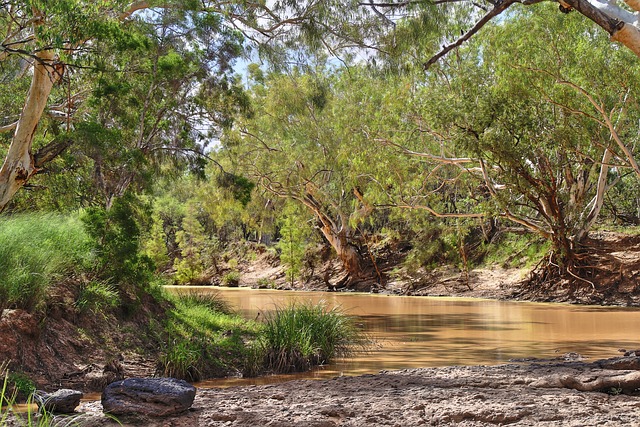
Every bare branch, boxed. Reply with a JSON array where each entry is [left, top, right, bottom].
[[377, 137, 478, 164], [0, 121, 18, 133], [557, 79, 640, 178], [359, 0, 475, 6], [424, 0, 518, 70], [385, 202, 485, 218]]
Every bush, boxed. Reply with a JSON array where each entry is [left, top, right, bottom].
[[0, 213, 93, 311], [259, 302, 367, 374], [222, 271, 240, 287], [81, 195, 155, 286]]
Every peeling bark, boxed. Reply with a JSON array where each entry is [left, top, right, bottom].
[[574, 148, 612, 242], [319, 225, 363, 280], [611, 23, 640, 57]]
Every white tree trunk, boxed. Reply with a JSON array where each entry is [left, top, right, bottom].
[[575, 148, 613, 242], [0, 50, 58, 211]]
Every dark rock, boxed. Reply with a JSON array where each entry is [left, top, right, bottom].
[[35, 389, 83, 414], [101, 377, 196, 417]]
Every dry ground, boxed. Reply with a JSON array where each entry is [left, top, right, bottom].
[[71, 358, 640, 426]]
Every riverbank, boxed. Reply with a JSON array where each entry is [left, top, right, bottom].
[[66, 356, 640, 426], [237, 231, 640, 307]]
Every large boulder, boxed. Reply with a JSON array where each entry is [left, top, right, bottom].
[[35, 389, 83, 414], [101, 377, 196, 417]]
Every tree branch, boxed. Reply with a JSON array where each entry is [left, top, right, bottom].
[[376, 137, 478, 164], [424, 0, 518, 70], [33, 137, 73, 168], [0, 121, 18, 133]]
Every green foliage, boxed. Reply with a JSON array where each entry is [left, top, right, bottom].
[[81, 195, 154, 285], [0, 214, 93, 311], [483, 232, 550, 270], [256, 278, 277, 289], [158, 340, 202, 381], [173, 204, 214, 284], [160, 293, 261, 380], [215, 173, 255, 208], [402, 219, 462, 272], [143, 212, 171, 270], [221, 271, 241, 287], [172, 291, 235, 315], [258, 302, 367, 374], [276, 203, 311, 285], [75, 281, 120, 314], [7, 372, 36, 401]]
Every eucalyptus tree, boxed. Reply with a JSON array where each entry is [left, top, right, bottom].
[[0, 0, 391, 212], [223, 65, 385, 284], [358, 0, 640, 66], [381, 6, 640, 281]]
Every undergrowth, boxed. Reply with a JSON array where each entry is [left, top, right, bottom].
[[482, 232, 550, 269], [159, 294, 368, 380], [0, 214, 93, 311], [159, 292, 261, 381]]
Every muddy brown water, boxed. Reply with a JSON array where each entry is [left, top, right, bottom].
[[166, 286, 640, 388]]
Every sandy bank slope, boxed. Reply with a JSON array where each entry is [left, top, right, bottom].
[[80, 362, 640, 426]]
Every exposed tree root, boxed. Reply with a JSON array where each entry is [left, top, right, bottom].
[[533, 370, 640, 395]]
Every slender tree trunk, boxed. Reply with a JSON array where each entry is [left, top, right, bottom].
[[0, 50, 58, 211], [574, 148, 613, 243]]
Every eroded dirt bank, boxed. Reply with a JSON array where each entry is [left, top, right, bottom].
[[76, 359, 640, 426]]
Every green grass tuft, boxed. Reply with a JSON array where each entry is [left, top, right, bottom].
[[172, 291, 235, 315], [259, 301, 368, 374], [75, 281, 120, 315]]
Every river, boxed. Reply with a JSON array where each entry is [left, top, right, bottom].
[[167, 286, 640, 388]]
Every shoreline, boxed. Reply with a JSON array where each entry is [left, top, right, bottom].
[[73, 357, 640, 426]]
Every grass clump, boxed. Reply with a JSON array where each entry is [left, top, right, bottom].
[[159, 294, 367, 380], [259, 301, 367, 374], [75, 281, 120, 315], [159, 292, 261, 381], [0, 213, 93, 311], [173, 291, 234, 315]]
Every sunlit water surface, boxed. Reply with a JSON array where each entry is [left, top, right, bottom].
[[166, 286, 640, 388]]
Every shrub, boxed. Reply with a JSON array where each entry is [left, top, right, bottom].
[[158, 340, 202, 381], [259, 302, 367, 374], [158, 293, 261, 381], [81, 195, 154, 286], [256, 278, 277, 289], [222, 271, 240, 287]]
